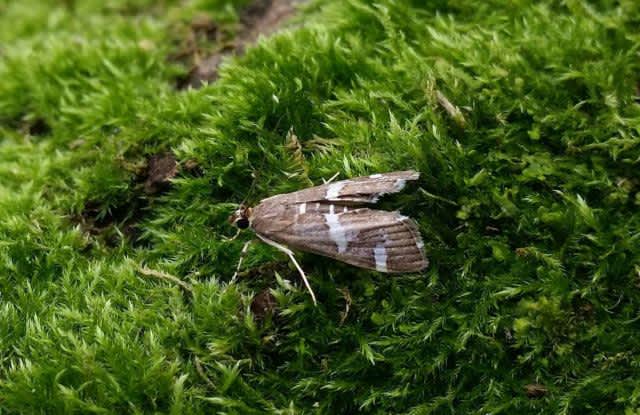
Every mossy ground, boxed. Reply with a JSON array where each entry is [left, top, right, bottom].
[[1, 0, 640, 413]]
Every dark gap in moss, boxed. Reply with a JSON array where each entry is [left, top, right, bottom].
[[26, 117, 51, 136], [250, 288, 277, 321], [1, 114, 52, 137], [207, 174, 237, 202], [572, 296, 595, 322], [72, 152, 181, 248], [237, 261, 289, 280], [100, 124, 121, 136], [76, 197, 147, 248], [182, 158, 204, 177]]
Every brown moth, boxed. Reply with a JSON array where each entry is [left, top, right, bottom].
[[229, 171, 428, 304]]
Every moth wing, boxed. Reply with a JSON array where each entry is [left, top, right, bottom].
[[259, 170, 420, 206], [252, 204, 428, 273]]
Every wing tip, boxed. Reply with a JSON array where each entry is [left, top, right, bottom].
[[369, 170, 420, 180], [397, 170, 420, 181], [408, 170, 421, 179]]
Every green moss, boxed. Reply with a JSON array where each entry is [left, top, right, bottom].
[[1, 0, 640, 413]]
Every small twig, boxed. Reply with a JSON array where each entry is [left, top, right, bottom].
[[338, 287, 352, 325], [231, 239, 253, 282], [322, 172, 340, 184], [419, 188, 458, 206], [138, 267, 193, 293], [603, 293, 624, 314], [436, 90, 466, 128], [194, 356, 217, 391]]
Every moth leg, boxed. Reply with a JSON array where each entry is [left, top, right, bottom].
[[256, 234, 318, 305], [322, 171, 340, 185], [284, 251, 318, 306], [231, 239, 253, 282], [223, 228, 241, 242]]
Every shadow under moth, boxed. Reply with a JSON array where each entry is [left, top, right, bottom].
[[229, 170, 428, 304]]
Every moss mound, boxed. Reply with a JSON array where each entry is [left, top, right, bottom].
[[1, 0, 639, 413]]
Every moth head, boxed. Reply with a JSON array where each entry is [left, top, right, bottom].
[[228, 205, 253, 230]]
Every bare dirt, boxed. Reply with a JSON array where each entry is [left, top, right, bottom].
[[177, 0, 302, 89]]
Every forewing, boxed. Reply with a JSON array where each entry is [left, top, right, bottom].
[[259, 170, 420, 206], [252, 202, 427, 273]]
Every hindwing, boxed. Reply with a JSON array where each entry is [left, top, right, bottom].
[[251, 202, 427, 273]]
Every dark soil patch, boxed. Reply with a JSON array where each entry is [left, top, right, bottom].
[[76, 198, 146, 247], [237, 0, 299, 49], [251, 288, 277, 320], [74, 152, 180, 246], [190, 14, 219, 41], [176, 0, 302, 89], [144, 152, 178, 194]]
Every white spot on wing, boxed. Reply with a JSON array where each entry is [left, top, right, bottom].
[[299, 203, 306, 214], [329, 204, 335, 214], [326, 182, 346, 200], [325, 212, 348, 253], [370, 179, 411, 203], [343, 206, 348, 213], [370, 174, 382, 178], [393, 179, 407, 192], [374, 243, 388, 272]]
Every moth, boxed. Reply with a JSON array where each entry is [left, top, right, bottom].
[[229, 170, 428, 304]]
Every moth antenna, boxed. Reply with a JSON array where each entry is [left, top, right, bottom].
[[231, 239, 253, 282], [256, 234, 318, 305], [239, 170, 260, 207]]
